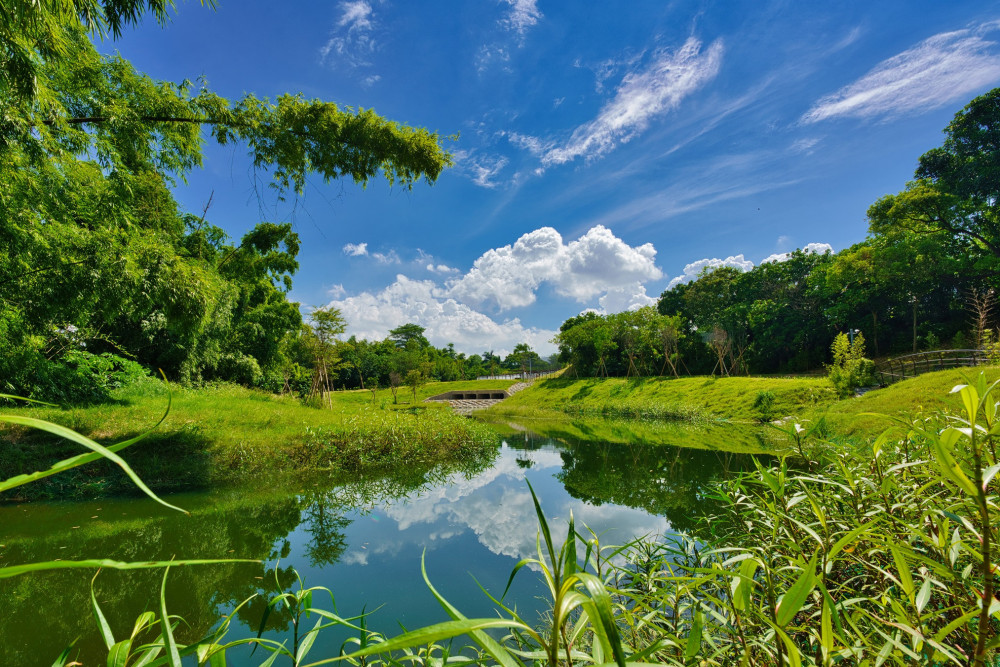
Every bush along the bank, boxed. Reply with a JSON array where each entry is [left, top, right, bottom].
[[68, 373, 998, 666], [827, 330, 876, 397]]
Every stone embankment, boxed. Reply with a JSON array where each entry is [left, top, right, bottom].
[[428, 380, 534, 415]]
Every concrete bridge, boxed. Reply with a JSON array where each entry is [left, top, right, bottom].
[[424, 381, 532, 415]]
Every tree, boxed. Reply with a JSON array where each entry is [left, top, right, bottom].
[[0, 6, 452, 400], [306, 306, 345, 407], [869, 88, 1000, 266], [506, 343, 537, 377], [388, 323, 430, 349], [405, 369, 424, 403]]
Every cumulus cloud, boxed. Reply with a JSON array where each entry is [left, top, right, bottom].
[[534, 37, 723, 167], [427, 264, 459, 275], [500, 0, 542, 37], [446, 225, 662, 310], [327, 284, 347, 298], [760, 242, 834, 264], [328, 275, 556, 356], [342, 242, 368, 256], [319, 0, 378, 69], [598, 282, 658, 313], [803, 22, 1000, 123], [667, 254, 754, 289]]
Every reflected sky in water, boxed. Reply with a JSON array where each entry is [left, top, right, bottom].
[[1, 423, 759, 665]]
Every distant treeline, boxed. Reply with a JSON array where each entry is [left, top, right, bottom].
[[557, 88, 1000, 377]]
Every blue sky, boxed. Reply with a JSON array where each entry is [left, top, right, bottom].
[[109, 0, 1000, 356]]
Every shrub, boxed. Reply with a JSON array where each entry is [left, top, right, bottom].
[[752, 389, 775, 423], [827, 331, 876, 397]]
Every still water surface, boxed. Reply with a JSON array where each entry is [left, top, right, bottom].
[[0, 421, 767, 665]]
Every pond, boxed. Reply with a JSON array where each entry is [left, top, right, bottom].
[[0, 418, 774, 665]]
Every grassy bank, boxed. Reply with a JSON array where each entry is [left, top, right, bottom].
[[0, 379, 513, 500], [486, 367, 1000, 440], [485, 374, 836, 422]]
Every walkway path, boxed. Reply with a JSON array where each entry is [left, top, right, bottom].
[[431, 379, 535, 415]]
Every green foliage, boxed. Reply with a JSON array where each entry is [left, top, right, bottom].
[[0, 6, 453, 403], [71, 375, 999, 665], [752, 389, 776, 423], [827, 331, 876, 397]]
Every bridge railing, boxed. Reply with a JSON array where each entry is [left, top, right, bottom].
[[876, 349, 988, 386], [475, 370, 560, 382]]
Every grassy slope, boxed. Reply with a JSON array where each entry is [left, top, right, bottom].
[[486, 375, 836, 422], [0, 379, 515, 499], [486, 367, 1000, 440], [808, 366, 1000, 437]]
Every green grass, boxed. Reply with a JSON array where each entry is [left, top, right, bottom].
[[808, 365, 1000, 438], [480, 413, 781, 453], [0, 379, 512, 500], [485, 368, 1000, 442], [485, 374, 837, 423]]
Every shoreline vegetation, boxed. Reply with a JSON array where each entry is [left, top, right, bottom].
[[4, 367, 998, 501], [0, 380, 511, 501]]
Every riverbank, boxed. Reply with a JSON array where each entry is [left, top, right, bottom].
[[0, 379, 512, 500], [485, 367, 1000, 440], [484, 374, 836, 422]]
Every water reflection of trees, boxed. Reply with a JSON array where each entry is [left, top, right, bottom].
[[506, 430, 764, 533], [0, 453, 496, 665]]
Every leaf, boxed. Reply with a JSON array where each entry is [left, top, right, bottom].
[[302, 619, 527, 667], [108, 639, 134, 667], [776, 551, 818, 627], [915, 578, 932, 614], [889, 544, 915, 602], [684, 608, 703, 661], [0, 404, 185, 514], [159, 568, 182, 667], [295, 617, 323, 664], [931, 429, 980, 497], [731, 557, 760, 612], [0, 558, 255, 580], [420, 552, 525, 667], [575, 572, 626, 667], [90, 572, 115, 650]]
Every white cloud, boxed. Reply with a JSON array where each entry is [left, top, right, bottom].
[[667, 254, 754, 289], [468, 154, 510, 188], [760, 242, 834, 264], [803, 22, 1000, 123], [319, 0, 378, 69], [427, 264, 459, 275], [372, 250, 400, 265], [500, 0, 542, 37], [361, 74, 381, 88], [328, 275, 557, 356], [338, 0, 373, 31], [446, 225, 662, 310], [327, 284, 347, 298], [537, 37, 723, 167], [342, 242, 368, 256], [598, 282, 657, 313], [475, 44, 511, 74]]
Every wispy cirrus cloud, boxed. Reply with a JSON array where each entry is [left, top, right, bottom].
[[501, 0, 542, 38], [531, 37, 723, 168], [319, 0, 379, 70], [803, 21, 1000, 123], [452, 150, 511, 188]]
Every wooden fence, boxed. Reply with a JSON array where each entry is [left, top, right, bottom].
[[876, 349, 988, 386]]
